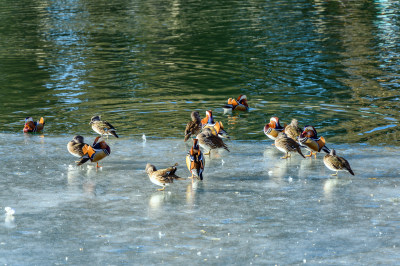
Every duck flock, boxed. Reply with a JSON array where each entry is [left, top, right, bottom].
[[23, 94, 354, 191]]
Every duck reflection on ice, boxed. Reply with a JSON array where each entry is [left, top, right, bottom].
[[67, 164, 80, 186], [263, 147, 288, 180], [147, 192, 172, 218], [323, 178, 352, 199], [67, 164, 97, 197], [82, 180, 96, 197], [4, 207, 15, 228], [185, 181, 201, 207]]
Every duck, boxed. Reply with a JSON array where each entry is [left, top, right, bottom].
[[186, 139, 205, 180], [284, 119, 302, 141], [203, 121, 229, 139], [145, 163, 184, 191], [223, 94, 249, 112], [197, 127, 230, 156], [184, 111, 202, 142], [323, 149, 354, 176], [23, 117, 45, 133], [274, 132, 305, 159], [298, 125, 330, 158], [263, 117, 285, 140], [89, 115, 119, 138], [76, 136, 111, 167], [67, 135, 87, 158], [201, 110, 229, 139], [201, 110, 214, 126]]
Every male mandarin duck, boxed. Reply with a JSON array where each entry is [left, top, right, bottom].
[[323, 149, 355, 176], [73, 136, 111, 167], [201, 110, 229, 139], [204, 121, 229, 139], [201, 110, 214, 126], [274, 132, 305, 159], [23, 117, 45, 133], [298, 125, 330, 158], [186, 139, 205, 180], [184, 111, 202, 142], [67, 135, 87, 158], [284, 119, 302, 141], [90, 115, 119, 138], [145, 163, 185, 191], [197, 127, 230, 156], [223, 94, 249, 112], [263, 117, 285, 140]]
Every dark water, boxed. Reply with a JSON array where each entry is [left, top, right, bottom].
[[1, 0, 399, 144]]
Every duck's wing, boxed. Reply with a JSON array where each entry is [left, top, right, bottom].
[[76, 156, 90, 166], [102, 120, 115, 129], [152, 174, 174, 184], [184, 121, 201, 141], [207, 134, 230, 151], [339, 157, 355, 175], [155, 163, 178, 177], [328, 156, 343, 170]]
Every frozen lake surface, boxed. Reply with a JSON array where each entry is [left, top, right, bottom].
[[1, 133, 400, 264]]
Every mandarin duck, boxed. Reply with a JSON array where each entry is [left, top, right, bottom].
[[201, 110, 214, 126], [186, 139, 205, 180], [204, 121, 229, 139], [284, 119, 302, 141], [145, 163, 185, 191], [197, 127, 229, 156], [323, 149, 354, 176], [75, 136, 111, 167], [274, 132, 305, 159], [184, 111, 202, 142], [201, 110, 229, 139], [67, 135, 87, 158], [263, 117, 285, 140], [23, 117, 45, 133], [298, 125, 330, 158], [223, 94, 249, 112], [90, 116, 119, 138]]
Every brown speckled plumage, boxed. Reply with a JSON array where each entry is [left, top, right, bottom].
[[197, 128, 229, 155], [323, 149, 354, 176], [284, 119, 302, 141], [275, 133, 305, 159], [90, 115, 119, 138], [67, 135, 87, 157], [184, 111, 202, 141], [146, 163, 184, 190]]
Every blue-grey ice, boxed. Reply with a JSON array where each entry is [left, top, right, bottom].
[[1, 133, 400, 264]]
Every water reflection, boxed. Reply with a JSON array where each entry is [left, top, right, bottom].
[[1, 0, 400, 146]]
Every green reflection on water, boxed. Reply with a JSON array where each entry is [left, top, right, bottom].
[[0, 0, 399, 144]]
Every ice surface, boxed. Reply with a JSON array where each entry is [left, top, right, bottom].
[[1, 133, 400, 264]]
